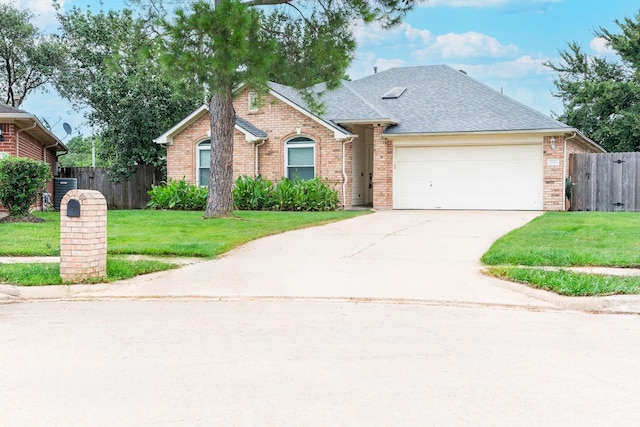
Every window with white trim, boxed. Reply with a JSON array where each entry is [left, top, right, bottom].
[[248, 91, 259, 112], [197, 140, 210, 186], [285, 136, 315, 180]]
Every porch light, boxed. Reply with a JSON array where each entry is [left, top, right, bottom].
[[0, 126, 4, 141], [549, 136, 556, 149]]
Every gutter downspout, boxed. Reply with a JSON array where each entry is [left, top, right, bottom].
[[15, 119, 38, 157], [341, 137, 354, 209], [563, 132, 577, 211], [254, 139, 266, 177]]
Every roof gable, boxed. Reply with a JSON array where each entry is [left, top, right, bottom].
[[154, 105, 269, 145]]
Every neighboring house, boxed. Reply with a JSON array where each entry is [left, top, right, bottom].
[[0, 104, 67, 212], [155, 65, 604, 211]]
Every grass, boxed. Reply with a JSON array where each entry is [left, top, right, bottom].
[[487, 267, 640, 297], [0, 209, 369, 285], [482, 212, 640, 296], [0, 258, 178, 286]]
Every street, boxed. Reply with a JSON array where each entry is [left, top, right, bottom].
[[2, 299, 639, 426]]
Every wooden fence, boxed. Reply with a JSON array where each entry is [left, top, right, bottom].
[[569, 152, 640, 212], [59, 165, 164, 209]]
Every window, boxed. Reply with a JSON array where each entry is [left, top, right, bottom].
[[248, 92, 259, 112], [285, 136, 315, 180], [197, 140, 210, 186]]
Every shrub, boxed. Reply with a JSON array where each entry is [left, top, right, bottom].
[[146, 178, 207, 210], [233, 175, 275, 210], [233, 175, 339, 211], [0, 156, 52, 218]]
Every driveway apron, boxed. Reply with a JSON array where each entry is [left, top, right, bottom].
[[40, 210, 553, 308]]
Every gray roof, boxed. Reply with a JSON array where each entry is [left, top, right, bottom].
[[0, 104, 27, 114], [267, 81, 356, 137], [236, 116, 267, 139], [269, 65, 570, 135]]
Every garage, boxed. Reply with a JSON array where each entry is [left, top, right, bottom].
[[393, 143, 543, 210]]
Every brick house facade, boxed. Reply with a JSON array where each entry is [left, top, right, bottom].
[[0, 105, 67, 213], [156, 65, 604, 211]]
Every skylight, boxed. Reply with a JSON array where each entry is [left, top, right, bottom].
[[382, 87, 407, 99]]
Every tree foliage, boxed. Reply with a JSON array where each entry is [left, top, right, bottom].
[[53, 3, 200, 182], [57, 136, 110, 168], [158, 0, 422, 217], [546, 11, 640, 152], [0, 3, 65, 107], [0, 156, 51, 218]]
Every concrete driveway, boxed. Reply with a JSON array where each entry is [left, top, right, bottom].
[[4, 210, 557, 308]]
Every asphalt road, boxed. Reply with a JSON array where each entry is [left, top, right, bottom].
[[2, 299, 639, 426]]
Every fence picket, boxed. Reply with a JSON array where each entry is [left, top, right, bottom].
[[570, 152, 640, 211], [59, 165, 163, 209]]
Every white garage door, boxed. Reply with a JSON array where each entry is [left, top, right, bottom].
[[393, 144, 542, 210]]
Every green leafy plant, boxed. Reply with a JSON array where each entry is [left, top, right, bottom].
[[233, 175, 275, 210], [0, 156, 52, 218], [233, 176, 339, 211], [146, 178, 207, 210]]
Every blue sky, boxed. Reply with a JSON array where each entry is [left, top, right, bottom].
[[8, 0, 640, 140]]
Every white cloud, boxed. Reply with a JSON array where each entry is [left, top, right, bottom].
[[589, 37, 616, 56], [352, 21, 386, 45], [452, 55, 551, 79], [0, 0, 62, 14], [0, 0, 63, 32], [404, 25, 431, 44], [414, 31, 519, 60], [348, 52, 407, 80], [353, 21, 425, 46], [374, 58, 407, 72]]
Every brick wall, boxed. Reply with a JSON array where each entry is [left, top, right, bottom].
[[169, 89, 348, 205], [542, 134, 601, 211], [0, 123, 15, 155], [372, 126, 393, 209], [543, 135, 564, 211]]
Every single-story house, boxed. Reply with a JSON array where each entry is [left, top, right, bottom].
[[0, 104, 67, 212], [155, 65, 604, 211]]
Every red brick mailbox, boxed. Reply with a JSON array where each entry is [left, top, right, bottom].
[[60, 190, 107, 282]]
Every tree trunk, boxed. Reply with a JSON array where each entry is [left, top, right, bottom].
[[204, 84, 236, 218]]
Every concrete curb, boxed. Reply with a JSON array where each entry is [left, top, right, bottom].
[[2, 267, 640, 314]]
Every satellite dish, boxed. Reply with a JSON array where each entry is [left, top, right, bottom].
[[63, 122, 72, 135]]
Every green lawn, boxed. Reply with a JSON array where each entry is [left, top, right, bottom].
[[483, 212, 640, 296], [0, 209, 369, 285]]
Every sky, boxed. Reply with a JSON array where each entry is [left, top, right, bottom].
[[6, 0, 640, 141]]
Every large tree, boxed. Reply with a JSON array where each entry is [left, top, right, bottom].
[[53, 4, 201, 182], [546, 11, 640, 152], [158, 0, 422, 218], [0, 4, 64, 107]]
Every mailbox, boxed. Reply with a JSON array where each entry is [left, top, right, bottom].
[[67, 199, 81, 217]]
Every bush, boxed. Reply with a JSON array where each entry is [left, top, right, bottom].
[[0, 156, 52, 218], [146, 178, 207, 210], [233, 175, 275, 210], [233, 175, 339, 211]]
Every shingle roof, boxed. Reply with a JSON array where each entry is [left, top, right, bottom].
[[269, 65, 570, 135], [235, 116, 267, 139], [267, 81, 355, 137], [0, 104, 27, 114]]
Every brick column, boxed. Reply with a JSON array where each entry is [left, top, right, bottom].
[[60, 190, 107, 282], [372, 125, 393, 209], [543, 135, 565, 211]]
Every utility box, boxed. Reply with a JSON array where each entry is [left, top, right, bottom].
[[60, 190, 107, 282], [54, 178, 78, 210]]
